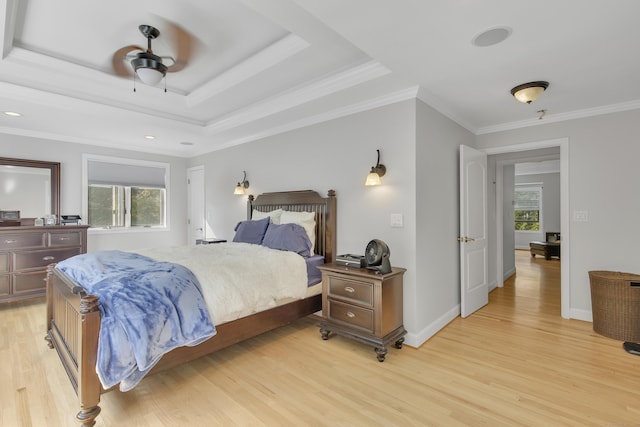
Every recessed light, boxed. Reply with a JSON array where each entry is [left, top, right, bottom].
[[180, 141, 194, 146], [144, 135, 155, 140], [4, 111, 22, 117], [472, 26, 512, 47]]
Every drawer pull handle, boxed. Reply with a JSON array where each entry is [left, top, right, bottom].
[[5, 239, 16, 244], [58, 237, 70, 241], [344, 286, 355, 293], [346, 311, 356, 318], [42, 256, 55, 261]]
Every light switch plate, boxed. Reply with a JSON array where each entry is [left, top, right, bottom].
[[390, 213, 403, 228]]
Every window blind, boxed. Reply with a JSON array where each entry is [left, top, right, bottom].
[[87, 159, 166, 188]]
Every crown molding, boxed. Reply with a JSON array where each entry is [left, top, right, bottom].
[[197, 86, 419, 156], [476, 99, 640, 135], [186, 33, 309, 107], [204, 59, 390, 134]]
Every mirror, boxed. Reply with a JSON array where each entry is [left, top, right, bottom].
[[0, 157, 60, 224]]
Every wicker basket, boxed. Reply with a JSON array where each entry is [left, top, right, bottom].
[[589, 270, 640, 341]]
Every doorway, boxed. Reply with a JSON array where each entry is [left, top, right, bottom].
[[484, 138, 570, 319]]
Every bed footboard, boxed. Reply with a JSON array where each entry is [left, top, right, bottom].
[[45, 264, 103, 426]]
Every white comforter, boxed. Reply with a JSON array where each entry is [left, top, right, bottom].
[[136, 242, 308, 325]]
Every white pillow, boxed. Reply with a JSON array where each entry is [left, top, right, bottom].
[[252, 208, 283, 224], [280, 211, 316, 255]]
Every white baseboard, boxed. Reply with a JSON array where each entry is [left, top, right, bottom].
[[570, 308, 592, 322], [503, 267, 516, 281], [404, 304, 460, 348]]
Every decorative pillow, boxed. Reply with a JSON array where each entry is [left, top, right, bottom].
[[252, 208, 283, 224], [232, 216, 270, 244], [262, 223, 312, 257], [279, 211, 316, 255]]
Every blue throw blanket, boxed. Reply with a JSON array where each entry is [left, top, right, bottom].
[[56, 250, 216, 391]]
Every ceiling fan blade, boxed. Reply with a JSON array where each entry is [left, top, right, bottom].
[[164, 22, 195, 73], [111, 45, 144, 77]]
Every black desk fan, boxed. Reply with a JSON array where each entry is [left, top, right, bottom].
[[365, 239, 392, 274]]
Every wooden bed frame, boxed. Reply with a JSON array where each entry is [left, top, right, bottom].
[[45, 189, 336, 426]]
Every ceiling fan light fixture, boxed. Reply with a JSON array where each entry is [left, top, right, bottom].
[[131, 52, 167, 86], [510, 81, 549, 104]]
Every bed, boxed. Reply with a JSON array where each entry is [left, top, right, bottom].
[[44, 189, 336, 426]]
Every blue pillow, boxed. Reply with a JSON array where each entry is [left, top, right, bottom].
[[261, 223, 312, 257], [232, 217, 270, 244]]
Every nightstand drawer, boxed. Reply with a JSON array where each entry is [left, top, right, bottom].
[[14, 248, 81, 270], [328, 276, 373, 306], [327, 299, 374, 333]]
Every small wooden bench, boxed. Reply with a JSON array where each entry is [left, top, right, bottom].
[[529, 241, 560, 259]]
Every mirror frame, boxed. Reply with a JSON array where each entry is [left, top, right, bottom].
[[0, 157, 60, 224]]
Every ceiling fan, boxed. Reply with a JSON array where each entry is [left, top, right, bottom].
[[111, 22, 195, 91]]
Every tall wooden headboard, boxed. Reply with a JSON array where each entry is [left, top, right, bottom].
[[248, 189, 336, 263]]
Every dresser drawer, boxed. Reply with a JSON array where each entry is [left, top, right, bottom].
[[0, 275, 9, 296], [0, 233, 45, 250], [49, 231, 83, 247], [13, 248, 81, 271], [13, 271, 46, 294], [328, 275, 373, 306], [0, 253, 8, 273], [327, 299, 374, 333]]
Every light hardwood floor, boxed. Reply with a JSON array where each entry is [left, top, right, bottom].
[[2, 251, 639, 426]]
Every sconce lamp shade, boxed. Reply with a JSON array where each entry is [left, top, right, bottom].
[[365, 149, 386, 186], [234, 171, 250, 195], [510, 81, 549, 104], [365, 169, 383, 186]]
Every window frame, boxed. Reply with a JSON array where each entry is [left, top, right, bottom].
[[514, 183, 543, 233], [82, 154, 170, 233]]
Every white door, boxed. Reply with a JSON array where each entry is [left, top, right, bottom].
[[187, 166, 205, 244], [459, 145, 488, 317]]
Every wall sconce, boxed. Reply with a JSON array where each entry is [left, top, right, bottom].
[[365, 149, 386, 186], [234, 171, 250, 195], [510, 81, 549, 104]]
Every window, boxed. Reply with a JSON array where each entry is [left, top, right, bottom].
[[83, 155, 169, 230], [514, 184, 542, 231]]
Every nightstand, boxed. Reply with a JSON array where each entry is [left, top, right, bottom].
[[317, 263, 406, 362]]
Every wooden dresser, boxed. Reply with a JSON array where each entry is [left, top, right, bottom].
[[317, 263, 406, 361], [0, 225, 89, 303]]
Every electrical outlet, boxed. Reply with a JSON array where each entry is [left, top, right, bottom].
[[573, 210, 588, 222]]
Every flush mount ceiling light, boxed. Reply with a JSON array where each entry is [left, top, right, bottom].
[[3, 111, 22, 117], [511, 81, 549, 104]]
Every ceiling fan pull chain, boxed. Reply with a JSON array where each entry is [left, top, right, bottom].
[[164, 76, 167, 93], [133, 72, 137, 92]]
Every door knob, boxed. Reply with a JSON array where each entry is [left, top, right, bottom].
[[457, 236, 475, 243]]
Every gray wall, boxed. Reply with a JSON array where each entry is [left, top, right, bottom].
[[415, 99, 475, 342], [189, 99, 472, 346], [514, 172, 560, 249], [477, 109, 640, 320], [502, 164, 515, 279], [0, 134, 188, 251], [6, 94, 632, 341]]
